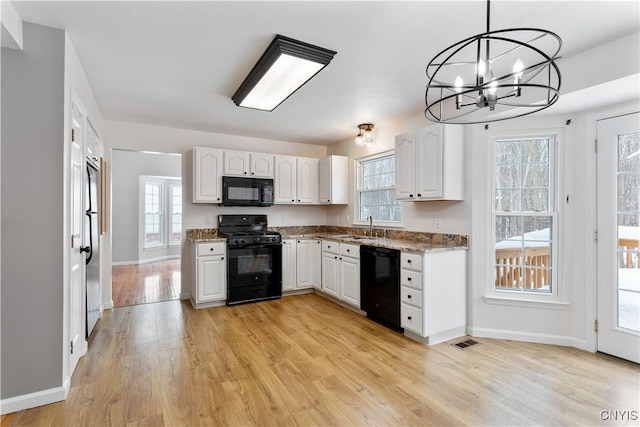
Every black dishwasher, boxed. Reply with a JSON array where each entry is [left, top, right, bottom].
[[360, 245, 402, 332]]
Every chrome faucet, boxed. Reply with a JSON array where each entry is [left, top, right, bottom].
[[369, 215, 373, 238]]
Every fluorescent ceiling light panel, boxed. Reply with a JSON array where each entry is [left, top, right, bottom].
[[232, 35, 336, 112]]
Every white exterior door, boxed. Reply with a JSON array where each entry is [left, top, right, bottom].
[[597, 112, 640, 363], [69, 97, 85, 374]]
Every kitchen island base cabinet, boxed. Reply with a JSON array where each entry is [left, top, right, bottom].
[[191, 241, 227, 308], [400, 250, 466, 345]]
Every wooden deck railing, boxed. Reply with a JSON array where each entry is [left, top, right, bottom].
[[495, 246, 550, 289], [619, 238, 639, 268]]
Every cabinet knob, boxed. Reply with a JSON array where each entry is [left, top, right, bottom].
[[408, 294, 412, 299], [327, 199, 330, 202], [410, 194, 414, 198], [407, 260, 412, 264], [221, 257, 224, 260], [408, 277, 412, 281], [292, 199, 295, 202], [297, 199, 300, 202], [339, 257, 342, 260], [328, 245, 331, 248], [417, 193, 422, 197], [210, 248, 214, 251], [244, 171, 247, 175], [334, 256, 337, 259], [251, 172, 254, 175], [346, 249, 350, 252], [217, 197, 220, 201], [408, 316, 412, 320]]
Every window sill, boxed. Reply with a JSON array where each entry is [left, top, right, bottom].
[[484, 294, 570, 310], [352, 221, 404, 229]]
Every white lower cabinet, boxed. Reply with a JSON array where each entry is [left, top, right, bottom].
[[191, 241, 227, 308], [282, 239, 297, 291], [282, 239, 322, 292], [400, 250, 466, 344], [321, 241, 360, 308]]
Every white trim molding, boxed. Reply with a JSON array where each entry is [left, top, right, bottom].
[[468, 326, 588, 350], [484, 295, 570, 310], [111, 254, 179, 267], [0, 384, 68, 415]]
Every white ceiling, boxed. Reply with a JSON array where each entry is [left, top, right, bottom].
[[11, 1, 640, 145]]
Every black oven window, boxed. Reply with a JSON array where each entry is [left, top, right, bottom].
[[229, 187, 259, 201], [237, 254, 272, 275]]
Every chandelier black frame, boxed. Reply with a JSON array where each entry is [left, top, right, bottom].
[[425, 0, 562, 124]]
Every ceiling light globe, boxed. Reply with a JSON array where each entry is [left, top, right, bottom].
[[365, 141, 373, 149], [364, 130, 373, 142], [355, 135, 365, 147]]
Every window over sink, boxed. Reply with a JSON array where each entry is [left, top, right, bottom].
[[356, 151, 402, 225]]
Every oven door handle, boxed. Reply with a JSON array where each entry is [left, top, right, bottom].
[[229, 243, 281, 249]]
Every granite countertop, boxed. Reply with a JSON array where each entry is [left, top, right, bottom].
[[187, 227, 468, 254], [281, 233, 468, 253]]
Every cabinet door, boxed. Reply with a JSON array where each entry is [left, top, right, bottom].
[[224, 150, 249, 176], [311, 240, 322, 289], [339, 256, 360, 308], [250, 153, 274, 178], [395, 132, 416, 200], [321, 251, 339, 298], [197, 256, 226, 302], [193, 147, 223, 203], [297, 157, 319, 204], [282, 239, 296, 291], [415, 125, 443, 199], [274, 155, 297, 204], [296, 240, 312, 289], [318, 157, 332, 204]]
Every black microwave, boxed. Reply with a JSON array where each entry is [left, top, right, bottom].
[[221, 176, 274, 207]]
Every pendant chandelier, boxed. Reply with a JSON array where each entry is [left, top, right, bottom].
[[425, 0, 562, 124]]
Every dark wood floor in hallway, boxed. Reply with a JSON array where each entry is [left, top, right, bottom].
[[111, 259, 181, 307], [5, 293, 640, 426]]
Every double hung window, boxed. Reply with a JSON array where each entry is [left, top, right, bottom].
[[493, 134, 558, 295], [356, 152, 402, 224], [142, 177, 182, 249]]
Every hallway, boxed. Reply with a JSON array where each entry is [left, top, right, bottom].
[[111, 259, 181, 307]]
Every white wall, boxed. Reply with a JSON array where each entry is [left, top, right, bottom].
[[2, 22, 65, 402], [326, 111, 472, 235], [111, 150, 181, 264], [103, 120, 328, 304]]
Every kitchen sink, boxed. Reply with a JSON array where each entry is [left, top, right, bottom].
[[332, 234, 378, 240]]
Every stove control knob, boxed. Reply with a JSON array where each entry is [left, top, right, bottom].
[[255, 237, 260, 242]]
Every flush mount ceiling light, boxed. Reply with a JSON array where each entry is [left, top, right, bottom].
[[425, 0, 562, 124], [355, 124, 375, 148], [232, 34, 337, 112]]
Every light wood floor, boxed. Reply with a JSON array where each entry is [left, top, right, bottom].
[[5, 293, 640, 426], [111, 259, 181, 307]]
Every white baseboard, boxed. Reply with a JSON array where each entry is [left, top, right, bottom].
[[426, 326, 467, 345], [112, 255, 180, 267], [102, 299, 114, 310], [468, 326, 590, 350], [0, 383, 68, 415], [180, 292, 190, 301]]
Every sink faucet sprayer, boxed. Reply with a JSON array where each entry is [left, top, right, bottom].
[[369, 215, 373, 237]]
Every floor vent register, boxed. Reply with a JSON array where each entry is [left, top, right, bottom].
[[452, 339, 480, 350]]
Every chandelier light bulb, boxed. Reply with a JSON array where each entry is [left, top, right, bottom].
[[488, 80, 498, 95], [454, 76, 463, 93], [513, 59, 524, 78], [477, 59, 487, 80], [355, 134, 365, 147], [365, 140, 373, 149], [364, 130, 373, 142]]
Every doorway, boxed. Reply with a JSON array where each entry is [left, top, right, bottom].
[[111, 150, 182, 307], [596, 112, 640, 363]]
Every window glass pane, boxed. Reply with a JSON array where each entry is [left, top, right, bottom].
[[357, 154, 401, 222], [495, 189, 521, 211], [495, 140, 521, 164]]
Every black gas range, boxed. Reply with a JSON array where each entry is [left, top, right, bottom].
[[218, 215, 282, 305]]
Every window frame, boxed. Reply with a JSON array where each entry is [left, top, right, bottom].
[[140, 176, 182, 251], [488, 130, 563, 303], [354, 150, 403, 227], [169, 182, 182, 246]]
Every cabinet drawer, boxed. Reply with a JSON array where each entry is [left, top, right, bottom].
[[401, 270, 422, 290], [197, 242, 226, 256], [401, 303, 423, 335], [401, 286, 423, 308], [322, 240, 339, 254], [340, 243, 359, 258], [401, 252, 422, 271]]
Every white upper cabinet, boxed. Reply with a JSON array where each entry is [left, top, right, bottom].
[[224, 150, 274, 178], [193, 147, 223, 203], [319, 155, 348, 204], [274, 155, 319, 204], [395, 124, 463, 201], [297, 157, 319, 204]]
